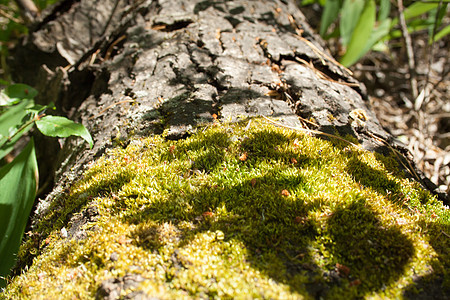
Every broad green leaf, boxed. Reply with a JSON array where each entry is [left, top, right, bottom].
[[0, 99, 32, 138], [340, 0, 376, 66], [358, 18, 392, 58], [35, 115, 93, 148], [3, 84, 38, 100], [0, 139, 38, 287], [340, 0, 365, 46], [320, 0, 342, 37]]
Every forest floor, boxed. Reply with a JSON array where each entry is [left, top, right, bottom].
[[354, 35, 449, 201], [302, 5, 449, 202]]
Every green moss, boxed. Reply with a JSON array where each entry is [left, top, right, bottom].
[[3, 118, 449, 299]]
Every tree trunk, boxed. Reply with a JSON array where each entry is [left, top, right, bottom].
[[11, 0, 420, 194], [5, 0, 445, 298]]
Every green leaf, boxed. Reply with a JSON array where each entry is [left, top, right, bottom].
[[358, 18, 392, 58], [3, 84, 38, 100], [320, 0, 342, 37], [0, 139, 38, 287], [428, 3, 448, 43], [340, 0, 365, 46], [340, 0, 376, 66], [403, 2, 438, 21], [391, 2, 438, 28], [0, 99, 32, 138], [378, 0, 391, 21], [431, 24, 450, 43], [0, 122, 34, 161], [35, 115, 93, 148]]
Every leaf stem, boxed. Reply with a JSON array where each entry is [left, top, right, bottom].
[[0, 113, 44, 149]]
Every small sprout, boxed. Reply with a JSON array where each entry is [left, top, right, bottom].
[[251, 178, 257, 188], [291, 158, 298, 164], [169, 145, 176, 153]]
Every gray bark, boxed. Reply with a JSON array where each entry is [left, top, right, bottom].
[[8, 0, 443, 284]]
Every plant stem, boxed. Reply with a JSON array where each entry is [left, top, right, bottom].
[[396, 0, 419, 101], [0, 113, 42, 149]]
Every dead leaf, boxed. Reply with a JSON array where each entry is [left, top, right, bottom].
[[239, 152, 248, 161], [281, 189, 290, 196], [202, 211, 214, 218], [336, 263, 350, 277], [349, 279, 361, 286]]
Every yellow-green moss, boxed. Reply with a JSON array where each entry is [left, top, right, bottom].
[[3, 118, 449, 299]]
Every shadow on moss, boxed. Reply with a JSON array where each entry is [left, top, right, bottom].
[[114, 124, 417, 298], [403, 221, 450, 299], [10, 120, 447, 299]]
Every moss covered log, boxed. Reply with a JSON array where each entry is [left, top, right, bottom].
[[3, 118, 449, 299]]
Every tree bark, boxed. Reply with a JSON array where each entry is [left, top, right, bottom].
[[11, 0, 402, 192], [7, 0, 444, 295]]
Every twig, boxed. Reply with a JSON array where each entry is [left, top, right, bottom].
[[263, 115, 423, 185], [14, 0, 39, 24], [396, 0, 419, 100], [261, 115, 360, 148], [295, 57, 360, 87], [423, 0, 444, 106], [0, 7, 22, 23], [287, 14, 353, 77], [88, 99, 135, 120]]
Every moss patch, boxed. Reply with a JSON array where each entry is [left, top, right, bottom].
[[3, 118, 449, 299]]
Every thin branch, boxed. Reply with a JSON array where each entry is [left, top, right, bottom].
[[0, 7, 21, 23], [396, 0, 419, 100], [14, 0, 39, 24]]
